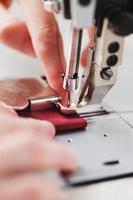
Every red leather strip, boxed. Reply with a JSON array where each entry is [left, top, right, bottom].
[[20, 109, 87, 132]]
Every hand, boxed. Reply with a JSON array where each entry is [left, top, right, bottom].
[[0, 0, 66, 98], [0, 103, 77, 200]]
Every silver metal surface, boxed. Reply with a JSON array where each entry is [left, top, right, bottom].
[[63, 28, 82, 91], [70, 0, 96, 29], [81, 19, 125, 105], [30, 96, 61, 111], [63, 28, 83, 105], [56, 110, 133, 185], [62, 19, 125, 107], [44, 0, 96, 28], [78, 46, 95, 104]]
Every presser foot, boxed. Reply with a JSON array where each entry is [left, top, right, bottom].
[[0, 77, 109, 117]]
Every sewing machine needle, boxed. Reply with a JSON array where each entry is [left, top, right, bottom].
[[63, 27, 83, 106]]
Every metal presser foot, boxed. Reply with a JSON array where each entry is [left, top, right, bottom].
[[0, 77, 77, 115]]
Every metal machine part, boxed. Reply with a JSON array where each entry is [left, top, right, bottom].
[[63, 28, 82, 92], [63, 28, 83, 106], [78, 46, 95, 105], [95, 0, 133, 37], [44, 0, 97, 107], [42, 108, 133, 186], [0, 77, 76, 115], [78, 19, 124, 105], [43, 0, 126, 109], [43, 0, 96, 28], [68, 0, 96, 29], [0, 76, 127, 117], [55, 110, 133, 185], [38, 0, 133, 185]]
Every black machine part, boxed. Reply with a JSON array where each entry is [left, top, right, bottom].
[[95, 0, 133, 36]]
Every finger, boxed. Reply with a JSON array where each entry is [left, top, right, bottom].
[[18, 0, 66, 96], [81, 45, 88, 67], [0, 102, 18, 117], [0, 133, 77, 175], [19, 117, 56, 139], [0, 4, 35, 57], [0, 114, 55, 139], [81, 25, 96, 67], [0, 0, 12, 8], [0, 174, 61, 200]]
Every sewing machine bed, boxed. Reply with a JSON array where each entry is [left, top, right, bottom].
[[0, 77, 132, 185], [55, 111, 133, 186]]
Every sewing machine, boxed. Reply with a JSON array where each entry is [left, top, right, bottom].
[[42, 0, 133, 186], [44, 0, 132, 111], [1, 0, 132, 115], [1, 0, 133, 187]]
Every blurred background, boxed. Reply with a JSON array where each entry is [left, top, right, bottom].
[[0, 2, 133, 112]]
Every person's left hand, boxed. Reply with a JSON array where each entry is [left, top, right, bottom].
[[0, 102, 77, 200]]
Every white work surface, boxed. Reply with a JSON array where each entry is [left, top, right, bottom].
[[1, 3, 133, 200]]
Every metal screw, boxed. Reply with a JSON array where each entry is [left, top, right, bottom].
[[100, 68, 113, 81], [68, 139, 73, 143]]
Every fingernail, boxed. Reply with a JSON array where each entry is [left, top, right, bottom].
[[0, 101, 17, 116], [0, 101, 9, 108]]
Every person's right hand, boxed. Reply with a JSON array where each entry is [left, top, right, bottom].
[[0, 0, 67, 99], [0, 103, 77, 200]]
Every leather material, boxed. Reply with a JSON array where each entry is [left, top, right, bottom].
[[19, 108, 87, 132]]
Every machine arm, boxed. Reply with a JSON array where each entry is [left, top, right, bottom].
[[43, 0, 133, 108]]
